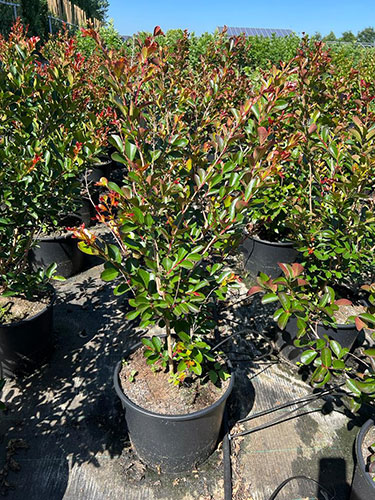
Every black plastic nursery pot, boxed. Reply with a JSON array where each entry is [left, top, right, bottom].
[[350, 419, 375, 500], [29, 233, 85, 279], [274, 316, 360, 363], [86, 160, 113, 185], [242, 234, 298, 279], [0, 291, 55, 377], [114, 342, 234, 473]]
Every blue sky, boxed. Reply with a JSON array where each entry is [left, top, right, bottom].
[[107, 0, 374, 37]]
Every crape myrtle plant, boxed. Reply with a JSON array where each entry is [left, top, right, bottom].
[[247, 38, 375, 246], [249, 263, 375, 412], [69, 27, 299, 385], [0, 23, 105, 297], [245, 39, 375, 410]]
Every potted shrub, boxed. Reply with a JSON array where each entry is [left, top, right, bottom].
[[0, 25, 102, 375], [243, 38, 375, 279], [69, 27, 277, 472], [0, 23, 110, 278], [249, 264, 375, 413]]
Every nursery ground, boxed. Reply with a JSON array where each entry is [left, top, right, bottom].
[[0, 264, 371, 500]]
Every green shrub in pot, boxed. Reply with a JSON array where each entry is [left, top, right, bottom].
[[249, 264, 375, 412], [246, 38, 375, 248], [0, 23, 103, 297], [69, 28, 257, 382], [69, 26, 304, 383]]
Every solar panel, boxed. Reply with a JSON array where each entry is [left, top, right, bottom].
[[218, 26, 293, 38]]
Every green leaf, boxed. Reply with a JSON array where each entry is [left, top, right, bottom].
[[244, 179, 258, 202], [111, 152, 127, 165], [321, 348, 332, 368], [332, 359, 345, 370], [177, 360, 187, 372], [109, 134, 124, 153], [186, 302, 200, 313], [345, 379, 362, 397], [330, 340, 341, 358], [126, 309, 141, 321], [273, 99, 289, 111], [311, 365, 328, 384], [138, 269, 150, 288], [364, 349, 375, 357], [278, 292, 291, 311], [355, 380, 375, 395], [52, 275, 66, 282], [101, 267, 119, 281], [78, 241, 99, 255], [296, 318, 306, 334], [152, 336, 162, 352], [300, 350, 318, 365], [261, 292, 278, 304], [209, 370, 218, 384], [142, 338, 154, 349], [125, 141, 137, 161], [114, 283, 128, 296], [178, 331, 191, 343], [359, 313, 375, 325], [132, 206, 144, 223], [191, 362, 202, 376], [179, 260, 194, 270], [45, 262, 57, 279], [107, 181, 124, 196], [277, 311, 290, 330], [108, 244, 122, 263]]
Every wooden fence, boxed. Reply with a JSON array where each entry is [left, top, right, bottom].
[[47, 0, 100, 29]]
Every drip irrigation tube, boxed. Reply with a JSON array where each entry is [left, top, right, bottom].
[[217, 326, 345, 500], [267, 475, 334, 500], [222, 386, 342, 500]]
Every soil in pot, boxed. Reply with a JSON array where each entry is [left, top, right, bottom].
[[0, 289, 55, 377], [0, 293, 50, 324], [119, 346, 230, 415]]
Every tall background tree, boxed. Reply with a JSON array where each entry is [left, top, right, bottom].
[[340, 30, 357, 43], [322, 31, 337, 42], [357, 27, 375, 45]]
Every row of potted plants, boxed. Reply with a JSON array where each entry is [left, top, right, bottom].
[[1, 23, 375, 488]]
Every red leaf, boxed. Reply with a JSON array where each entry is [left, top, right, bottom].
[[153, 26, 164, 37], [291, 262, 304, 278], [355, 316, 367, 331], [352, 116, 364, 129], [258, 127, 268, 146], [278, 262, 291, 278], [308, 123, 317, 135], [335, 299, 352, 306], [248, 285, 262, 296], [297, 278, 308, 286]]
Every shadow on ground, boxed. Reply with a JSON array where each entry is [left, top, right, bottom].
[[0, 267, 138, 499]]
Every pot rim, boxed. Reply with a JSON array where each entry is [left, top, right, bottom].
[[114, 340, 234, 421], [355, 418, 375, 490], [35, 233, 73, 242], [288, 313, 357, 331], [244, 232, 295, 247], [0, 287, 56, 328]]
